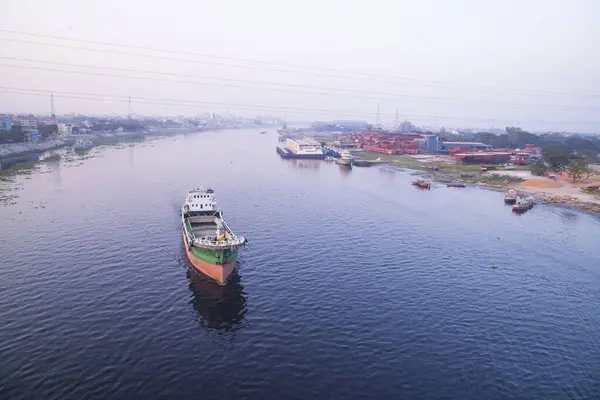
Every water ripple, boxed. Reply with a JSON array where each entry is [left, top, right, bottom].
[[1, 130, 600, 399]]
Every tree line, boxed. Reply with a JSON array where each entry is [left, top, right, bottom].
[[453, 126, 599, 182]]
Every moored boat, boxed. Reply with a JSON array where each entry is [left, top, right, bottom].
[[504, 189, 518, 204], [447, 183, 466, 188], [73, 139, 93, 151], [412, 180, 431, 189], [336, 149, 353, 166], [277, 138, 325, 159], [181, 186, 247, 285], [512, 196, 535, 213]]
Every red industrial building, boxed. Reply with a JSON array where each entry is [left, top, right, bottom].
[[345, 130, 421, 155]]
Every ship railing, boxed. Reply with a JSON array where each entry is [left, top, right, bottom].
[[192, 236, 246, 247]]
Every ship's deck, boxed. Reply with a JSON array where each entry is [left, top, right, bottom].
[[190, 222, 218, 238]]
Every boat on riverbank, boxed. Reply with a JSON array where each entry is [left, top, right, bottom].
[[181, 186, 247, 285], [336, 149, 353, 166], [73, 139, 93, 151], [277, 138, 325, 159], [447, 183, 466, 188], [504, 189, 518, 204], [412, 180, 431, 189], [512, 196, 535, 213]]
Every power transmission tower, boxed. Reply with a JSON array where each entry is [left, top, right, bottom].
[[376, 103, 380, 126], [128, 96, 132, 119], [50, 93, 56, 121], [394, 107, 399, 128]]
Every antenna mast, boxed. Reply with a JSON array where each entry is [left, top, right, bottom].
[[50, 93, 56, 121]]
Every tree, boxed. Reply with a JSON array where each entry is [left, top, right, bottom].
[[543, 145, 571, 169], [530, 160, 548, 176], [38, 123, 57, 140], [566, 159, 592, 182]]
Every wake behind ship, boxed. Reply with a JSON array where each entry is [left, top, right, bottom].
[[181, 186, 247, 285]]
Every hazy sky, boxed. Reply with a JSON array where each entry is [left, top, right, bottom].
[[1, 0, 599, 131]]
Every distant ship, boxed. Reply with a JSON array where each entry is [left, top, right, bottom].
[[336, 149, 353, 166], [181, 186, 247, 285], [260, 131, 267, 134], [73, 139, 93, 151], [276, 138, 325, 159]]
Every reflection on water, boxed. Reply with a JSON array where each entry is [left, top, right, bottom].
[[52, 161, 62, 186], [337, 164, 352, 177], [286, 159, 321, 171], [186, 268, 247, 332]]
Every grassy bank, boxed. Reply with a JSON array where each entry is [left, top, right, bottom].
[[353, 151, 483, 173]]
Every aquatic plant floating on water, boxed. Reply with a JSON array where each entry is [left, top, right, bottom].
[[491, 264, 497, 269]]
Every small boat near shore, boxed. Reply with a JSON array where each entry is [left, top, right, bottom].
[[504, 189, 518, 204], [412, 180, 431, 190], [181, 186, 247, 285], [260, 131, 267, 134], [73, 139, 93, 151], [447, 183, 466, 188], [512, 196, 535, 213], [336, 149, 353, 166]]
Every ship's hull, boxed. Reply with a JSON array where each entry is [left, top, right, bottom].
[[504, 198, 517, 204], [276, 147, 325, 159], [336, 158, 353, 166], [182, 231, 238, 285]]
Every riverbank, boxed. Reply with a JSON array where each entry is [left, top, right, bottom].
[[0, 127, 202, 170], [353, 150, 600, 213]]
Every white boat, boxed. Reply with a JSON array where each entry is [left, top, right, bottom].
[[336, 149, 354, 166], [512, 196, 535, 213], [282, 137, 324, 159]]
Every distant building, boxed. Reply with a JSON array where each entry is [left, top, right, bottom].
[[25, 129, 41, 143], [18, 115, 37, 130], [0, 115, 12, 132], [440, 141, 491, 153], [57, 123, 72, 136], [332, 120, 369, 130], [398, 120, 416, 133], [18, 115, 39, 142], [420, 135, 442, 153]]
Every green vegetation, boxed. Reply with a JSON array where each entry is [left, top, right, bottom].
[[42, 154, 61, 162], [543, 146, 571, 169], [354, 151, 484, 173], [529, 160, 548, 176], [0, 160, 39, 178], [454, 126, 600, 163], [460, 173, 524, 185], [582, 186, 600, 199]]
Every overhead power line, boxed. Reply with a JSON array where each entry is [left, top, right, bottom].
[[1, 87, 598, 126], [0, 29, 599, 99], [0, 59, 598, 112]]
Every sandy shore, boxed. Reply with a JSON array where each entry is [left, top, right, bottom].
[[503, 176, 600, 213]]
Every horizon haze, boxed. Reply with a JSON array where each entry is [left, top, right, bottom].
[[1, 0, 599, 132]]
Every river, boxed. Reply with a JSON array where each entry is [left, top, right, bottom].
[[1, 129, 599, 399]]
